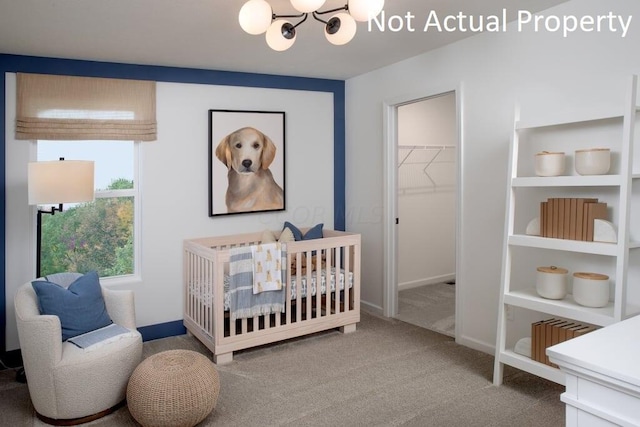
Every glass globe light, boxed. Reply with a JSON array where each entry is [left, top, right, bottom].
[[239, 0, 273, 35], [290, 0, 326, 13], [348, 0, 384, 22], [325, 13, 357, 45], [266, 20, 296, 51]]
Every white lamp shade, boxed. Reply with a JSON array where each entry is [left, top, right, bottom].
[[266, 20, 296, 51], [239, 0, 273, 35], [325, 13, 357, 45], [290, 0, 326, 13], [348, 0, 384, 22], [28, 160, 95, 205]]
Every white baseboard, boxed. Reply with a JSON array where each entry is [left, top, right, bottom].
[[398, 274, 456, 291], [360, 300, 383, 317], [456, 334, 494, 356]]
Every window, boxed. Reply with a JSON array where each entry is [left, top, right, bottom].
[[36, 140, 140, 279]]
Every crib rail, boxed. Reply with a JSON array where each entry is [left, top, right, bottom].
[[183, 230, 360, 364]]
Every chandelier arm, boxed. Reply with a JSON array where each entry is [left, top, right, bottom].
[[272, 12, 305, 19], [314, 4, 349, 15], [312, 5, 348, 24], [311, 11, 328, 24], [273, 12, 308, 28]]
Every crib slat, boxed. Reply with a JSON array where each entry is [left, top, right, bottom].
[[285, 251, 292, 326], [185, 252, 190, 319], [295, 254, 302, 323], [207, 256, 213, 332], [196, 255, 202, 327], [315, 250, 321, 316], [335, 246, 342, 314], [201, 255, 206, 328], [324, 247, 332, 316], [344, 244, 350, 313], [305, 251, 312, 320], [214, 250, 227, 345]]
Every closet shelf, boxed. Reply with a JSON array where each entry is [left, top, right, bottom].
[[398, 145, 456, 189], [398, 145, 455, 166]]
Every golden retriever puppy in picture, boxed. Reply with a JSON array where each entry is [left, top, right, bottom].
[[215, 127, 284, 213]]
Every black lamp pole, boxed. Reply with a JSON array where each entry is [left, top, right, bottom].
[[35, 203, 63, 278]]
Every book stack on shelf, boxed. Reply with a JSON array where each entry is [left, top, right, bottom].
[[539, 198, 607, 241], [531, 318, 598, 368]]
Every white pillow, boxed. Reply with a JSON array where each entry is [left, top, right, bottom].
[[261, 227, 294, 243], [261, 229, 277, 243], [279, 227, 295, 243]]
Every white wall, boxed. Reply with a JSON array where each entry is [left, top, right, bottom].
[[397, 94, 456, 289], [346, 0, 640, 352], [5, 77, 334, 350]]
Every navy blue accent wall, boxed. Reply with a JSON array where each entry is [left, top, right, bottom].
[[0, 54, 346, 350]]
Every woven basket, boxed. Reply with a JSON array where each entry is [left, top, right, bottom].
[[127, 349, 220, 427]]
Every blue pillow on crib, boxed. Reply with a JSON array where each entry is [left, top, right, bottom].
[[284, 222, 324, 241]]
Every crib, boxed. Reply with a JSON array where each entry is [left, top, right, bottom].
[[183, 229, 361, 364]]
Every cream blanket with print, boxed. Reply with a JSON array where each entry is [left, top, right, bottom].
[[251, 242, 283, 294]]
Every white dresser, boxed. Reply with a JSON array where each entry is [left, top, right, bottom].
[[547, 315, 640, 426]]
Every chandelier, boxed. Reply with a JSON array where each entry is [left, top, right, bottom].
[[239, 0, 385, 51]]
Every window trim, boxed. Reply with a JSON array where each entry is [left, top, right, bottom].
[[33, 140, 142, 282]]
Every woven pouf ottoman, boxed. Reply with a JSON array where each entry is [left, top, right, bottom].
[[127, 349, 220, 427]]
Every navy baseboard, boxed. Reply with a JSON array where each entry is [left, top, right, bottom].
[[137, 320, 187, 342]]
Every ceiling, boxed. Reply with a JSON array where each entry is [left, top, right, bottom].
[[0, 0, 568, 80]]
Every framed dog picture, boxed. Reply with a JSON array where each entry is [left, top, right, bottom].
[[209, 109, 286, 216]]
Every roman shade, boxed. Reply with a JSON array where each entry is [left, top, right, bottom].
[[16, 73, 157, 141]]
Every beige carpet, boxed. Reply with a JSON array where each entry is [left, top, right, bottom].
[[396, 283, 456, 337], [0, 311, 564, 426]]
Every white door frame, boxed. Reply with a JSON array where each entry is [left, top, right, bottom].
[[382, 84, 465, 340]]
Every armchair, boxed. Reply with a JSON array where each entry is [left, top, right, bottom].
[[14, 273, 143, 425]]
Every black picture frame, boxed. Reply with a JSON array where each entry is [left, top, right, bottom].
[[208, 109, 286, 216]]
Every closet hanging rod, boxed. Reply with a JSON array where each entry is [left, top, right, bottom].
[[398, 145, 456, 150], [397, 144, 456, 189], [398, 145, 455, 169]]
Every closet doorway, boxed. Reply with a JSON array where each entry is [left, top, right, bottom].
[[385, 91, 459, 338]]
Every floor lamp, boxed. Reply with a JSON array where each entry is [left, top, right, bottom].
[[28, 158, 95, 278]]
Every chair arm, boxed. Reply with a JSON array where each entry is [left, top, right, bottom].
[[15, 313, 64, 372], [102, 288, 137, 330], [14, 283, 64, 369]]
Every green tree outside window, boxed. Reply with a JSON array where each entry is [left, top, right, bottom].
[[39, 178, 134, 277]]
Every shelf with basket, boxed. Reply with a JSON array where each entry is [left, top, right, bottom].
[[493, 74, 640, 386]]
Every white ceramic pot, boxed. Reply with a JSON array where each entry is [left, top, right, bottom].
[[534, 151, 565, 177], [536, 266, 568, 299], [575, 148, 611, 175], [573, 272, 609, 307]]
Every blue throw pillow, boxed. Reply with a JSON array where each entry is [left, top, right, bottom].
[[32, 271, 113, 341], [283, 222, 324, 241]]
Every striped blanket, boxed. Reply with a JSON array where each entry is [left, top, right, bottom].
[[228, 244, 286, 321]]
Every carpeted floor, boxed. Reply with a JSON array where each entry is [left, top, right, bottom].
[[396, 283, 456, 337], [0, 311, 565, 426]]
